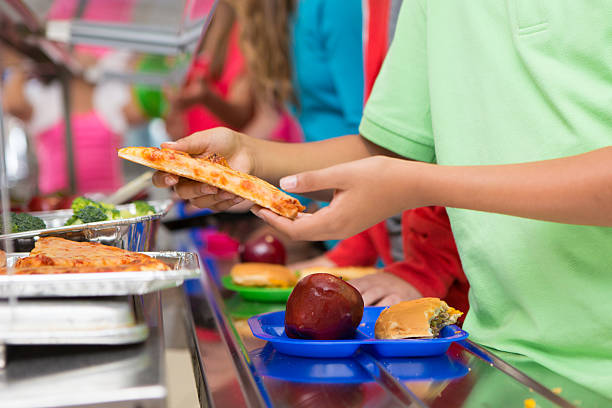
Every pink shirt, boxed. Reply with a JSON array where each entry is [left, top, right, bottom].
[[184, 24, 303, 143], [36, 112, 123, 195]]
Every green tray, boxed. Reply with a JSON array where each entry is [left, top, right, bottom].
[[225, 295, 285, 319], [221, 275, 294, 303]]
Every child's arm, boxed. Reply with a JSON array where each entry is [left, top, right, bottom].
[[151, 129, 394, 211], [172, 74, 255, 130], [2, 66, 33, 122], [252, 147, 612, 240]]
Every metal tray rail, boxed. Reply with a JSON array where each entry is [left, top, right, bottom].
[[0, 251, 200, 297]]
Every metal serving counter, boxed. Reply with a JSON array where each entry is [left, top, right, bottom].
[[0, 293, 167, 408], [189, 263, 612, 408]]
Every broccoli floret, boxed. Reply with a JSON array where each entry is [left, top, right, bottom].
[[119, 209, 134, 219], [66, 197, 154, 223], [97, 203, 119, 220], [64, 214, 82, 226], [69, 197, 119, 223], [75, 205, 108, 223], [98, 202, 116, 211], [133, 201, 156, 216], [108, 209, 121, 220], [1, 212, 46, 233], [71, 197, 98, 212], [13, 213, 46, 232]]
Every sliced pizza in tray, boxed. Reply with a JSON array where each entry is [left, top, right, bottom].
[[1, 237, 169, 274], [118, 147, 305, 219]]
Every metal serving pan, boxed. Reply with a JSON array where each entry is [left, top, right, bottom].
[[0, 296, 148, 345], [0, 199, 173, 252], [0, 251, 200, 297]]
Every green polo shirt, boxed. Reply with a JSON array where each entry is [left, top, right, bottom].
[[360, 0, 612, 397]]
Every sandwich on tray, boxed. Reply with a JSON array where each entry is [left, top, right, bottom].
[[375, 297, 463, 339], [296, 266, 379, 281], [230, 263, 297, 288]]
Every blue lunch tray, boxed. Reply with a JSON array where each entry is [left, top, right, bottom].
[[248, 306, 468, 358], [249, 343, 469, 384], [249, 344, 373, 383]]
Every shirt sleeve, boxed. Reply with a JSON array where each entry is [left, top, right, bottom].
[[359, 0, 435, 163], [325, 228, 380, 267], [321, 0, 365, 132], [385, 207, 466, 299]]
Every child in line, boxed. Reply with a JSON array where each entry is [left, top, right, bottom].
[[153, 1, 612, 398]]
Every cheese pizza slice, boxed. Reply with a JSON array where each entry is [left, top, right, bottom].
[[9, 237, 169, 274], [118, 147, 305, 219]]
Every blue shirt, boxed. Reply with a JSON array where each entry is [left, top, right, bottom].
[[292, 0, 364, 142]]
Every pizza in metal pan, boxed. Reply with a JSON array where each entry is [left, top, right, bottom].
[[1, 237, 169, 274], [118, 147, 305, 219]]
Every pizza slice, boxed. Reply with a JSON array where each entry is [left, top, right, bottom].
[[118, 147, 305, 219], [4, 237, 169, 274]]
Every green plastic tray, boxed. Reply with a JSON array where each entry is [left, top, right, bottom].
[[221, 275, 294, 303], [225, 295, 285, 319]]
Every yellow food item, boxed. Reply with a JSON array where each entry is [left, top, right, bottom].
[[374, 298, 463, 339], [524, 398, 536, 408], [230, 263, 297, 287]]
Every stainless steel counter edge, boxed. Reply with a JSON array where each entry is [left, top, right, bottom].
[[199, 267, 269, 408]]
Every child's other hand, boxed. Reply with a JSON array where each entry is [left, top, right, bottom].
[[349, 272, 422, 306], [251, 156, 423, 241]]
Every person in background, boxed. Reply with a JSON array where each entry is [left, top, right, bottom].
[[1, 47, 129, 195], [1, 0, 136, 196], [290, 0, 468, 313], [165, 0, 302, 144], [170, 0, 364, 145], [291, 0, 364, 143]]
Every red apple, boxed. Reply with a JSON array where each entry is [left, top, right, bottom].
[[240, 234, 286, 264], [28, 196, 57, 212], [56, 195, 76, 210], [285, 273, 364, 340]]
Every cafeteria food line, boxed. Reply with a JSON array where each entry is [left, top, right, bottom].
[[1, 1, 612, 407]]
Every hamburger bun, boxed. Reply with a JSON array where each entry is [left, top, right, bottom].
[[374, 297, 462, 339], [230, 263, 297, 288], [297, 266, 379, 281]]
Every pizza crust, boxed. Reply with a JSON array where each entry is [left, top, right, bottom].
[[118, 147, 305, 219]]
